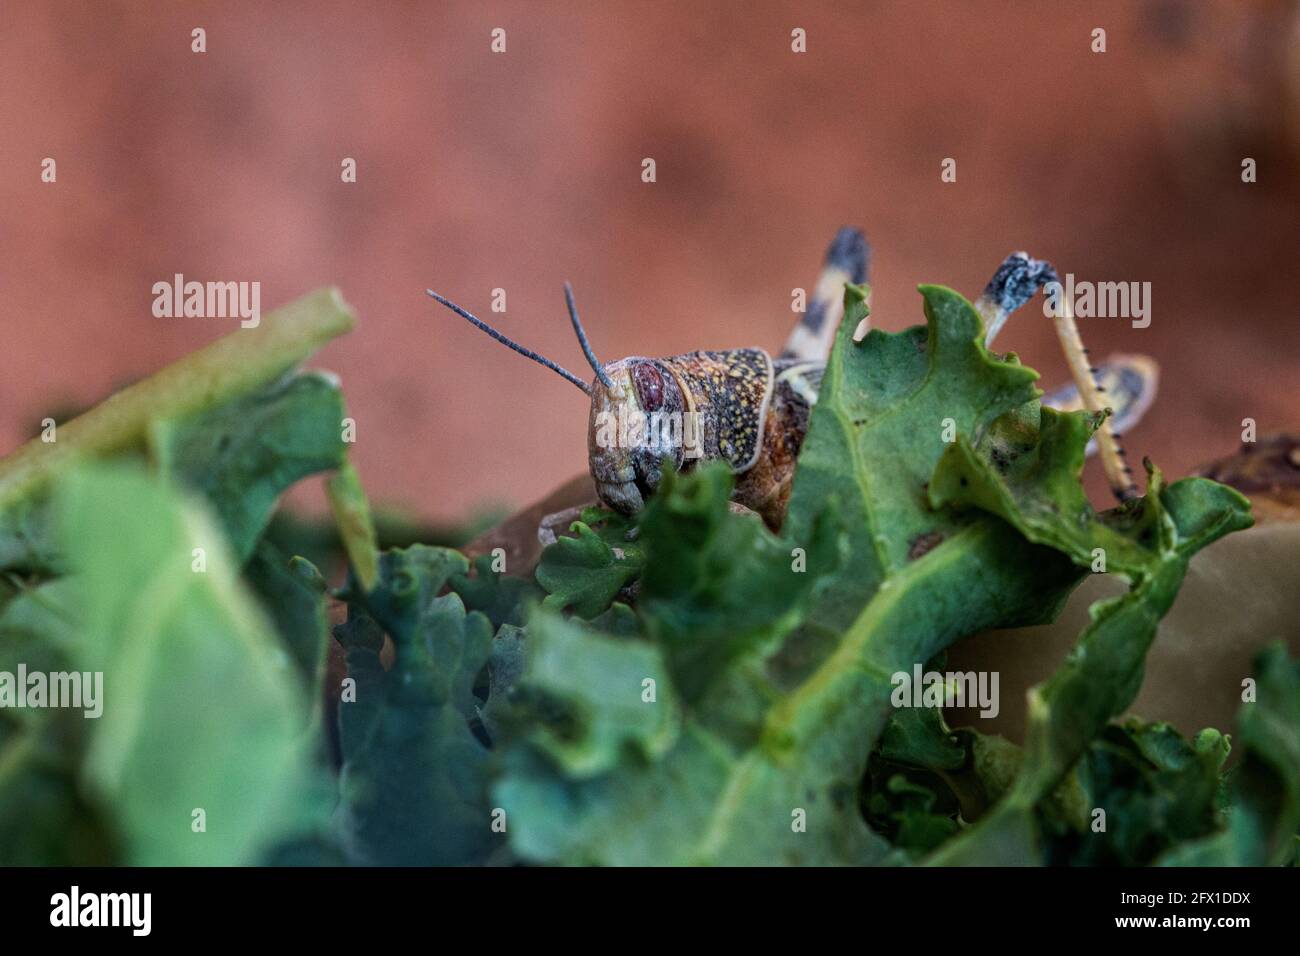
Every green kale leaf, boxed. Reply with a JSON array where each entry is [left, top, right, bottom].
[[535, 509, 643, 619], [1159, 643, 1300, 866], [334, 545, 506, 865], [55, 464, 321, 865], [150, 371, 348, 562]]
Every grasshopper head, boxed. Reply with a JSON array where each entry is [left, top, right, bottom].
[[587, 358, 688, 515], [427, 284, 694, 516]]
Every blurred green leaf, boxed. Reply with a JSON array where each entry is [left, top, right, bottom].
[[324, 460, 379, 590], [1160, 644, 1300, 866], [0, 578, 115, 864], [0, 288, 354, 513], [151, 372, 347, 562], [244, 539, 330, 692], [450, 553, 542, 630], [55, 463, 318, 866]]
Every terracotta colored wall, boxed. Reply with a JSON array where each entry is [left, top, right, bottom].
[[3, 1, 1298, 519]]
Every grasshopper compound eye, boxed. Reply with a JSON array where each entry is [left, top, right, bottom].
[[632, 362, 665, 412]]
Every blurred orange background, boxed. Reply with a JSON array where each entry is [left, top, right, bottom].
[[2, 0, 1298, 520]]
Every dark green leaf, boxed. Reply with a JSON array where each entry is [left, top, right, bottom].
[[55, 464, 318, 865], [535, 510, 643, 619], [150, 372, 348, 561], [335, 545, 504, 865]]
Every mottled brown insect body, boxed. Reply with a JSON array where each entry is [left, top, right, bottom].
[[586, 348, 818, 529], [733, 358, 822, 527]]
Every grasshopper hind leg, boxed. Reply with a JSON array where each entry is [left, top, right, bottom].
[[976, 251, 1059, 346], [781, 227, 869, 362], [1042, 355, 1160, 463], [977, 252, 1150, 502]]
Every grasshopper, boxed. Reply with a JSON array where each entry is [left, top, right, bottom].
[[428, 229, 1157, 529]]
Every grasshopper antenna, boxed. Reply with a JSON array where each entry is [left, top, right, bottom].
[[563, 282, 615, 388], [426, 289, 593, 395]]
